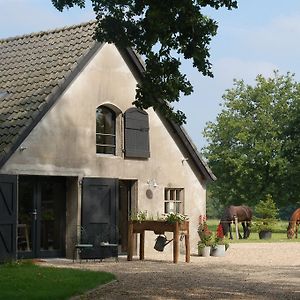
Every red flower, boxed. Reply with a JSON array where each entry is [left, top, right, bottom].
[[216, 223, 224, 239]]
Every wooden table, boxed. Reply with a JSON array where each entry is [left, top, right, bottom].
[[127, 220, 190, 263]]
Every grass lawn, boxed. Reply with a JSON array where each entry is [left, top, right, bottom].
[[0, 260, 115, 300], [206, 219, 300, 243]]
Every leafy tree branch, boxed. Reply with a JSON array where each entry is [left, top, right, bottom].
[[52, 0, 237, 124]]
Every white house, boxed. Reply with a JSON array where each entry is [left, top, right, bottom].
[[0, 21, 215, 262]]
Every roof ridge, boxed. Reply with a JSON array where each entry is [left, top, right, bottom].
[[0, 20, 96, 43]]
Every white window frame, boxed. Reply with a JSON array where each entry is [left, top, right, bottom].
[[164, 188, 184, 214]]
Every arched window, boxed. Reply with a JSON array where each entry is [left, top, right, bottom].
[[96, 106, 116, 154]]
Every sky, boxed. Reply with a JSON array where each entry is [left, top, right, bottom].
[[1, 0, 300, 150]]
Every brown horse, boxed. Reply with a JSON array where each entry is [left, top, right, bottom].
[[220, 205, 253, 240], [287, 208, 300, 239]]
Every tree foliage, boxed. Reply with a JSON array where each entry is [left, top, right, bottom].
[[52, 0, 237, 124], [203, 72, 300, 209]]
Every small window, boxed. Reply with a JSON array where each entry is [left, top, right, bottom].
[[96, 106, 116, 154], [164, 188, 184, 214]]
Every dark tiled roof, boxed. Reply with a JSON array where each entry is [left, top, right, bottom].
[[0, 21, 98, 165], [0, 21, 215, 182]]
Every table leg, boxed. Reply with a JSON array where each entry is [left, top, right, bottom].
[[173, 222, 179, 263], [185, 233, 190, 263], [127, 221, 133, 261], [140, 231, 145, 260]]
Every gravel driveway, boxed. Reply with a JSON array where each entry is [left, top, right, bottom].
[[43, 242, 300, 299]]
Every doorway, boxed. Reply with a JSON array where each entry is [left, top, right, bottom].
[[119, 180, 137, 253], [17, 176, 66, 258]]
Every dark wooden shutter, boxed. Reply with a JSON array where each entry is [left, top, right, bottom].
[[0, 175, 17, 262], [124, 108, 150, 158], [81, 178, 118, 258]]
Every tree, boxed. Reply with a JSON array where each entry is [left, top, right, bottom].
[[52, 0, 237, 124], [203, 72, 300, 209], [253, 194, 279, 233]]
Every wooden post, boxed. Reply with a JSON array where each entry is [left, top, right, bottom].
[[173, 221, 179, 263], [140, 231, 145, 260], [234, 216, 239, 239], [127, 221, 133, 261]]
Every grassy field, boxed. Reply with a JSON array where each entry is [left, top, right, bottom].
[[0, 260, 115, 300], [206, 219, 300, 243]]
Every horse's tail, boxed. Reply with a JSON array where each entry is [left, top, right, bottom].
[[220, 209, 230, 235]]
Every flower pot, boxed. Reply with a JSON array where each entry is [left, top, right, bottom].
[[198, 246, 211, 257], [259, 230, 272, 239], [211, 244, 226, 257]]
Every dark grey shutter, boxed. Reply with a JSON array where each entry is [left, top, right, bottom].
[[0, 175, 17, 262], [124, 108, 150, 158]]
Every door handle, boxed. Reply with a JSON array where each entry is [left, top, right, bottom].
[[32, 209, 37, 221]]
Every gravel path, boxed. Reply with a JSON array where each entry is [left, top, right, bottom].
[[42, 243, 300, 299]]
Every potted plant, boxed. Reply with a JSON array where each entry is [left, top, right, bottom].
[[211, 223, 229, 257], [197, 219, 213, 256], [165, 212, 188, 224], [253, 194, 279, 239]]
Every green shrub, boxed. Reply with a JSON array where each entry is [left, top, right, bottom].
[[253, 194, 279, 232]]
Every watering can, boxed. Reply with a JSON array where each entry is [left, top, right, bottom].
[[154, 235, 173, 252]]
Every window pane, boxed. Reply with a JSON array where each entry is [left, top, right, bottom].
[[170, 190, 175, 200], [164, 202, 169, 213], [96, 106, 116, 154], [164, 202, 175, 214], [164, 189, 168, 201], [176, 190, 181, 201], [96, 107, 115, 135], [96, 145, 115, 154], [175, 202, 182, 214], [96, 134, 115, 146]]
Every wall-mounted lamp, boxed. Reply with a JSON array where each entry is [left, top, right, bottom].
[[147, 179, 158, 188]]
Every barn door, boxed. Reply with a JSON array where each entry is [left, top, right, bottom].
[[0, 175, 17, 262], [82, 178, 118, 256]]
